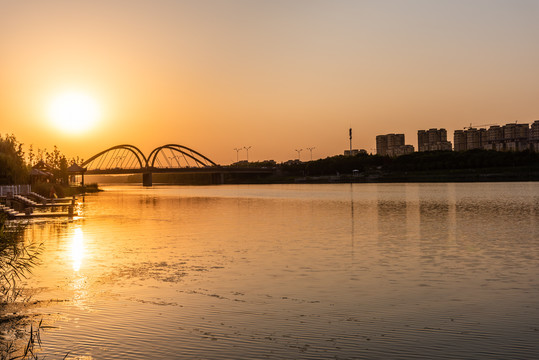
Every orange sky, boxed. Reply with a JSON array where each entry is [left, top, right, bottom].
[[1, 0, 538, 164]]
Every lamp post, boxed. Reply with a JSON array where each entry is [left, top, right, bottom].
[[295, 148, 303, 161], [168, 155, 179, 167], [306, 147, 315, 161], [244, 146, 252, 162], [233, 147, 242, 162], [113, 156, 125, 168]]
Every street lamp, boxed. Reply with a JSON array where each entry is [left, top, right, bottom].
[[168, 155, 179, 167], [244, 146, 252, 162], [233, 147, 242, 162], [295, 148, 303, 160], [306, 147, 315, 161], [113, 156, 125, 168]]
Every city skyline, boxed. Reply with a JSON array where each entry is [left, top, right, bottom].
[[1, 0, 538, 164], [376, 120, 539, 156]]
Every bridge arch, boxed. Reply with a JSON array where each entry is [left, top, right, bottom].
[[147, 144, 218, 169], [82, 144, 147, 171], [77, 143, 270, 187]]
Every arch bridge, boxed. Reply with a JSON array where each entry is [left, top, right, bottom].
[[80, 144, 271, 186]]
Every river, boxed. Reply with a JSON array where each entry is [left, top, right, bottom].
[[23, 182, 539, 359]]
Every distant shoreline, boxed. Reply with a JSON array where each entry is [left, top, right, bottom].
[[84, 150, 539, 186], [94, 171, 539, 186]]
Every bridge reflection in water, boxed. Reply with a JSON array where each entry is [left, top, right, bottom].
[[80, 144, 272, 186]]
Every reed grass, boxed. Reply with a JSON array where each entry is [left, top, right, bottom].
[[0, 215, 45, 359]]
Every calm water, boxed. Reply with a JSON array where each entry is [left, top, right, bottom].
[[22, 183, 539, 359]]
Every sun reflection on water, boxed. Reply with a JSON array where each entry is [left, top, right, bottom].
[[74, 200, 84, 217], [71, 228, 84, 272], [69, 227, 90, 310]]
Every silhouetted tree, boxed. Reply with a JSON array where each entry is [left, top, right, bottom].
[[0, 134, 27, 184]]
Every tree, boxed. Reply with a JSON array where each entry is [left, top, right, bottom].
[[0, 134, 28, 184]]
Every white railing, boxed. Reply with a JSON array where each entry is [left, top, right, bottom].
[[0, 184, 31, 196]]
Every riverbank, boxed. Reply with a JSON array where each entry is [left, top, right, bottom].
[[290, 166, 539, 184], [85, 166, 539, 186], [83, 149, 539, 186], [233, 149, 539, 184], [31, 182, 102, 197]]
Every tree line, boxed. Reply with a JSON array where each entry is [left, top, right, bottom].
[[273, 150, 539, 177], [0, 134, 82, 185]]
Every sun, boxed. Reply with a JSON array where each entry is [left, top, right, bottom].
[[48, 92, 101, 134]]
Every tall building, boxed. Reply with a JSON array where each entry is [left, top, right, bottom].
[[465, 128, 486, 150], [417, 130, 428, 152], [387, 145, 414, 157], [503, 123, 529, 151], [483, 126, 504, 151], [418, 128, 452, 151], [376, 133, 413, 156], [530, 120, 539, 152], [376, 135, 388, 156], [387, 133, 404, 149], [453, 130, 467, 151], [453, 128, 486, 151], [530, 121, 539, 141], [455, 122, 534, 152]]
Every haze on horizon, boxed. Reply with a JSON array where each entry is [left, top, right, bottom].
[[1, 0, 538, 164]]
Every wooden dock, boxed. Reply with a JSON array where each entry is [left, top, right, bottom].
[[0, 207, 73, 219], [0, 192, 78, 219]]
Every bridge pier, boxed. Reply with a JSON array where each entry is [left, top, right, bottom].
[[211, 172, 225, 184], [143, 172, 153, 187]]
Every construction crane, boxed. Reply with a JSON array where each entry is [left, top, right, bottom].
[[463, 123, 499, 130]]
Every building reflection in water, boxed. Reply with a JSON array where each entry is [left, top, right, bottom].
[[418, 183, 450, 243], [350, 183, 354, 249], [376, 185, 408, 274], [71, 228, 84, 272], [377, 185, 408, 244]]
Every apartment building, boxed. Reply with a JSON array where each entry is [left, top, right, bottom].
[[376, 133, 414, 156], [375, 120, 539, 156], [529, 120, 539, 152], [417, 128, 452, 151], [466, 128, 487, 150], [453, 130, 467, 151], [454, 121, 538, 151]]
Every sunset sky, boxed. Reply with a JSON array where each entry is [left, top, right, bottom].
[[1, 0, 538, 164]]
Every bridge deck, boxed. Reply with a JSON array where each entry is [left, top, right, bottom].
[[85, 166, 274, 175]]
